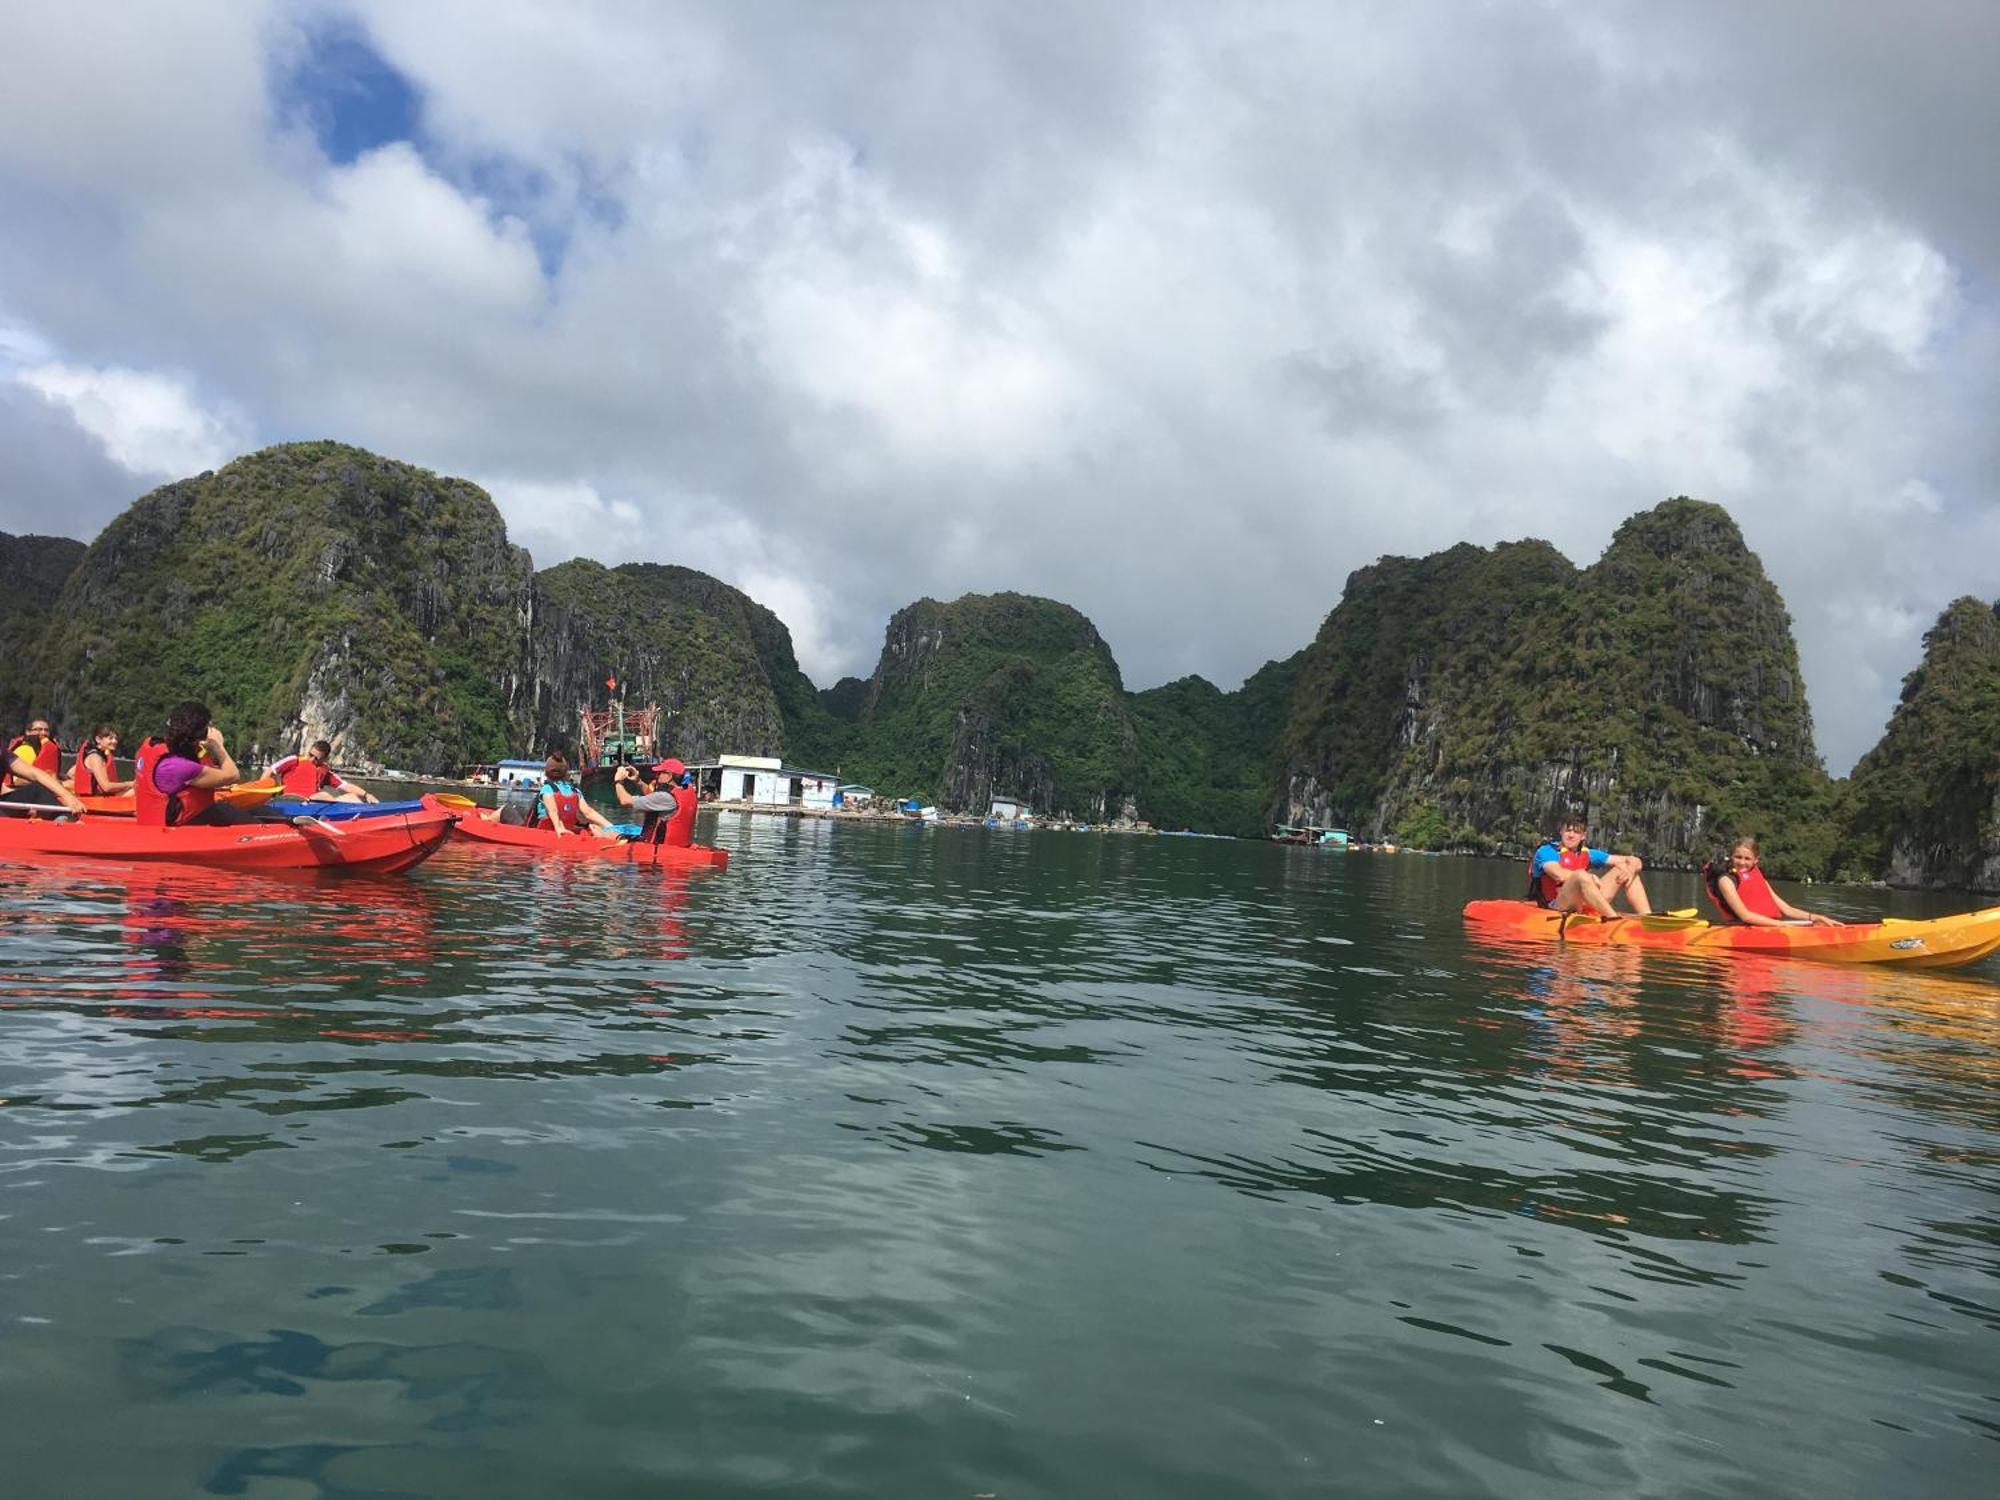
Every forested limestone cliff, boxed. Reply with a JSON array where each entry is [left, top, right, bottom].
[[0, 531, 86, 726], [11, 446, 1995, 888], [1841, 597, 2000, 892], [814, 592, 1142, 820], [20, 444, 827, 774], [1273, 500, 1837, 873]]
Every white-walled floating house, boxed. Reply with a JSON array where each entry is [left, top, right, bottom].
[[714, 753, 841, 808]]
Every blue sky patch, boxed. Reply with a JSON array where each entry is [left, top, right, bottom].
[[276, 18, 422, 166]]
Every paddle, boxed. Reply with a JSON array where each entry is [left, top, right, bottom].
[[220, 779, 284, 809]]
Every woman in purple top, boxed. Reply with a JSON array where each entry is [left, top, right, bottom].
[[145, 700, 244, 824]]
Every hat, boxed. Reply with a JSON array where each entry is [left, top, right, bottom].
[[652, 757, 686, 777]]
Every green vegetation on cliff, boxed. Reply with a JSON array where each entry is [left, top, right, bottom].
[[1840, 597, 2000, 890], [30, 443, 530, 769], [1276, 500, 1837, 873], [0, 532, 86, 726], [814, 592, 1141, 817], [528, 559, 834, 766], [1130, 652, 1302, 836]]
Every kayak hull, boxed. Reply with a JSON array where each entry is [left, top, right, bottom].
[[1463, 899, 2000, 970], [422, 794, 729, 869], [0, 806, 459, 874]]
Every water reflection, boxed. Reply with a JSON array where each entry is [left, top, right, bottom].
[[0, 830, 1993, 1497]]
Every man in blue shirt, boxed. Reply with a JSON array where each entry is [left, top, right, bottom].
[[1529, 815, 1651, 917]]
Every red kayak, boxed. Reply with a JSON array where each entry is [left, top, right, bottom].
[[0, 804, 458, 875], [424, 794, 728, 870]]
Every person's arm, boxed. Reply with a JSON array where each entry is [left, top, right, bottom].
[[613, 766, 639, 807], [579, 797, 614, 831], [16, 760, 85, 814], [86, 749, 135, 796], [1770, 890, 1837, 927], [187, 730, 241, 790]]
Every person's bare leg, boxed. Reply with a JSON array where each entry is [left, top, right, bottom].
[[1556, 869, 1617, 918], [1599, 863, 1653, 915]]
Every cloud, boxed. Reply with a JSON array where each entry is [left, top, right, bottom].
[[14, 362, 251, 480], [0, 0, 1994, 774]]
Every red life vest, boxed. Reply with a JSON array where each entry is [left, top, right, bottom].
[[5, 733, 61, 787], [1534, 845, 1592, 905], [133, 737, 217, 829], [279, 756, 333, 797], [72, 745, 116, 796], [665, 776, 697, 847], [528, 779, 584, 832], [1704, 861, 1784, 922]]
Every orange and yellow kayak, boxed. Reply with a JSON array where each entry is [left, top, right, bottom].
[[1463, 900, 2000, 970]]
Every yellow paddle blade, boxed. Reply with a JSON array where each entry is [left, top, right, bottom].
[[219, 779, 283, 808], [432, 792, 480, 809]]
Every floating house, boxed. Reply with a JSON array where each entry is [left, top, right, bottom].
[[713, 753, 841, 808], [989, 795, 1032, 820]]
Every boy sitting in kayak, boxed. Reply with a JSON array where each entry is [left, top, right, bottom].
[[1528, 816, 1652, 917], [1704, 838, 1837, 927]]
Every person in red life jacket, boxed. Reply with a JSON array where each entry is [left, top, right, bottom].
[[135, 700, 243, 828], [4, 716, 64, 788], [1705, 838, 1837, 927], [1527, 814, 1652, 917], [72, 724, 136, 797], [268, 740, 378, 804], [0, 724, 85, 816], [524, 750, 618, 839], [620, 757, 697, 846]]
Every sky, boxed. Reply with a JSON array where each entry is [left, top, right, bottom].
[[1, 1, 1995, 773]]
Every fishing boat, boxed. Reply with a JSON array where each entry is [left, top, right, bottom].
[[1463, 900, 2000, 970]]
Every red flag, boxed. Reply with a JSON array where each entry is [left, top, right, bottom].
[[605, 676, 617, 692]]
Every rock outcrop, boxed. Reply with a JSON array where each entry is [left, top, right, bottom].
[[1272, 499, 1836, 873], [1841, 597, 2000, 891], [521, 559, 826, 766], [29, 443, 532, 770], [822, 592, 1142, 818], [0, 531, 86, 726]]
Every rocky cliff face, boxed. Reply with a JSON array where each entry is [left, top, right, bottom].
[[20, 443, 841, 776], [827, 592, 1142, 817], [30, 443, 532, 770], [1842, 597, 2000, 891], [0, 531, 86, 726], [1273, 499, 1835, 873], [522, 560, 826, 766]]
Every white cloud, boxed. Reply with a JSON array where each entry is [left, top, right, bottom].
[[15, 363, 250, 479], [0, 1, 1994, 773]]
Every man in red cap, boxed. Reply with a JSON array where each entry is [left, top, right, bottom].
[[614, 756, 698, 847]]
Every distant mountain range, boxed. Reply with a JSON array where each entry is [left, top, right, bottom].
[[2, 442, 1992, 889]]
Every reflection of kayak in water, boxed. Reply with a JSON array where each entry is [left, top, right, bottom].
[[422, 794, 728, 870], [1463, 900, 2000, 970], [0, 804, 459, 875]]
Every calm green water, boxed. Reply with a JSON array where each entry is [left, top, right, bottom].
[[0, 819, 1993, 1498]]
